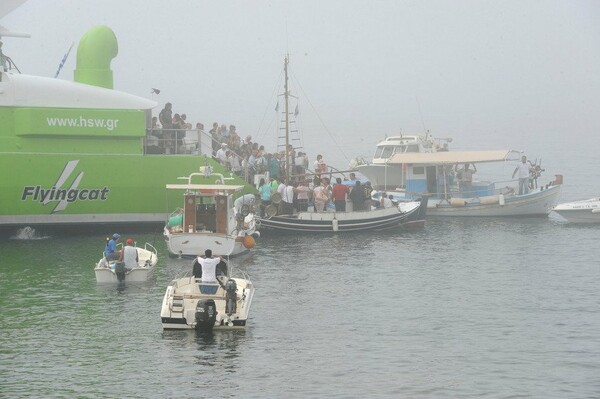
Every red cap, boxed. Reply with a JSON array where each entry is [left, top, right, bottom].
[[126, 238, 134, 245]]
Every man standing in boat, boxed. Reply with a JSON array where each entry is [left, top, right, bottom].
[[332, 177, 349, 212], [455, 163, 477, 197], [512, 155, 531, 195]]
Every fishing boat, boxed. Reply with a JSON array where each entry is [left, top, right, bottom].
[[160, 262, 255, 331], [553, 198, 600, 223], [94, 242, 158, 283], [259, 199, 426, 233], [0, 18, 254, 230], [358, 139, 562, 217], [163, 168, 259, 257], [256, 57, 427, 233]]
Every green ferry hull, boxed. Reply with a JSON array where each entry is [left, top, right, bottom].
[[0, 154, 248, 226]]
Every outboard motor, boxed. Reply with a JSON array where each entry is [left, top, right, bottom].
[[225, 279, 237, 315], [114, 262, 126, 282], [195, 299, 217, 332]]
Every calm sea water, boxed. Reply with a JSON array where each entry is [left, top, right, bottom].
[[1, 129, 599, 398], [1, 214, 599, 398]]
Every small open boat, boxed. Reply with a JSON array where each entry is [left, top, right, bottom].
[[160, 262, 255, 331], [94, 242, 158, 283]]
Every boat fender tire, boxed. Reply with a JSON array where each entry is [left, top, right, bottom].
[[271, 193, 282, 204], [240, 204, 251, 217], [265, 204, 278, 218], [195, 299, 217, 332]]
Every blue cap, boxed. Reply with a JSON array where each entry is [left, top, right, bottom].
[[112, 233, 120, 239]]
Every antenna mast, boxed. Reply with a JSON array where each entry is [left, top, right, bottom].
[[284, 54, 290, 182]]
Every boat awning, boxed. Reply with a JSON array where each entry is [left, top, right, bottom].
[[388, 150, 518, 165]]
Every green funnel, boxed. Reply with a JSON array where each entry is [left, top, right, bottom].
[[74, 25, 118, 89]]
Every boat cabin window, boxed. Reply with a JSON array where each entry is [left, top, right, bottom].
[[402, 144, 419, 153], [412, 167, 425, 175], [375, 145, 396, 159], [374, 143, 421, 159]]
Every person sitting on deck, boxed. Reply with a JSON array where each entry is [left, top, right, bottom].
[[119, 238, 139, 271], [104, 233, 121, 261], [380, 193, 394, 209]]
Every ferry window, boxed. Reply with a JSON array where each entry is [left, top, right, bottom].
[[413, 167, 425, 175], [374, 147, 384, 158], [407, 144, 419, 152]]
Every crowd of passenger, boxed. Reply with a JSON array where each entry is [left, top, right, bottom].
[[245, 172, 399, 217], [148, 103, 310, 187], [149, 102, 395, 214]]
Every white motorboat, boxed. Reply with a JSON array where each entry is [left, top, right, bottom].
[[94, 242, 158, 283], [160, 263, 255, 331], [163, 168, 260, 257], [553, 198, 600, 223], [353, 133, 449, 188]]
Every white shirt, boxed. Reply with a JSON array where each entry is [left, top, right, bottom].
[[381, 197, 393, 208], [216, 148, 228, 163], [228, 155, 241, 171], [283, 185, 294, 204], [277, 183, 286, 197], [516, 162, 529, 179], [198, 256, 221, 282], [122, 246, 138, 269]]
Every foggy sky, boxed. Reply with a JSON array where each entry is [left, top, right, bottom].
[[2, 0, 599, 169]]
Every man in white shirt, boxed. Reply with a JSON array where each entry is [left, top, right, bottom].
[[216, 143, 228, 165], [193, 249, 221, 282], [512, 155, 531, 195], [281, 182, 295, 214], [379, 193, 394, 209], [119, 238, 139, 271]]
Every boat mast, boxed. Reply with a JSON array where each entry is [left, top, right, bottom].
[[284, 55, 290, 182]]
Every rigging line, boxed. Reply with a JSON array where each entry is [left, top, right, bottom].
[[289, 69, 351, 164], [254, 68, 284, 143], [415, 96, 427, 132]]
